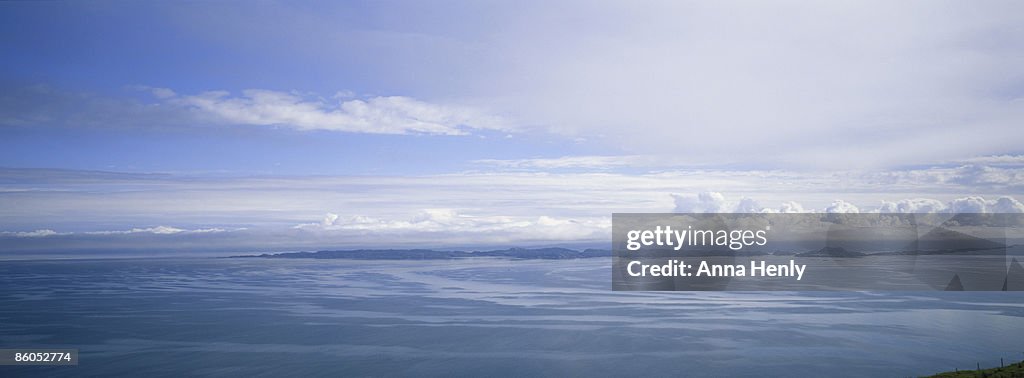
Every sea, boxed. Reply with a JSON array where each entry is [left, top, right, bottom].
[[0, 256, 1022, 377]]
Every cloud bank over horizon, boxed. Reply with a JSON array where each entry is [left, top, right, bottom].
[[2, 163, 1022, 252], [4, 191, 1022, 253]]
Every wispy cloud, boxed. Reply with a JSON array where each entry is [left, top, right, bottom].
[[1, 85, 510, 136], [155, 88, 511, 135], [671, 191, 1024, 214], [0, 229, 59, 238], [83, 226, 236, 235], [956, 155, 1024, 166], [1, 226, 239, 238], [473, 155, 660, 170], [311, 1, 1022, 168]]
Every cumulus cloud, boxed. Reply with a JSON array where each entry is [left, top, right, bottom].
[[825, 200, 860, 214], [990, 197, 1024, 213], [735, 197, 763, 213], [778, 201, 806, 214], [671, 192, 731, 213], [877, 198, 948, 214], [948, 196, 992, 214], [157, 88, 510, 135], [673, 192, 798, 214], [322, 213, 340, 227]]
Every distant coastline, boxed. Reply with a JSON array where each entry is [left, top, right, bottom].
[[229, 247, 610, 260], [229, 245, 1018, 260]]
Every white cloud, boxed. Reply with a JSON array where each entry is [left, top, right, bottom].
[[672, 192, 781, 213], [990, 196, 1024, 213], [4, 85, 511, 136], [164, 89, 510, 135], [0, 229, 61, 237], [671, 192, 730, 213], [138, 226, 186, 234], [322, 212, 340, 226], [869, 164, 1024, 191], [948, 165, 1024, 187], [947, 196, 989, 213], [140, 86, 177, 99], [877, 198, 947, 214], [876, 195, 1024, 214], [1, 226, 236, 238], [958, 155, 1024, 166], [475, 157, 1024, 194], [735, 197, 763, 213], [778, 201, 806, 214], [482, 2, 1024, 168], [295, 209, 610, 244]]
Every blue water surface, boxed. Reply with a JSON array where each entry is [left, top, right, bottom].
[[0, 257, 1021, 377]]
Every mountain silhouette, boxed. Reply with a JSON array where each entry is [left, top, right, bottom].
[[945, 274, 964, 291]]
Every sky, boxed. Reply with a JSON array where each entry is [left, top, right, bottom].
[[1, 1, 1023, 253]]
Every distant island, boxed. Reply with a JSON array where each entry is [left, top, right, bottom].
[[230, 247, 610, 260]]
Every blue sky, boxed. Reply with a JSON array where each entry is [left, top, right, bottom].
[[0, 1, 606, 175], [2, 1, 1024, 252]]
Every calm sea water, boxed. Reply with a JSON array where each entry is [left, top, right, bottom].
[[0, 257, 1022, 377]]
